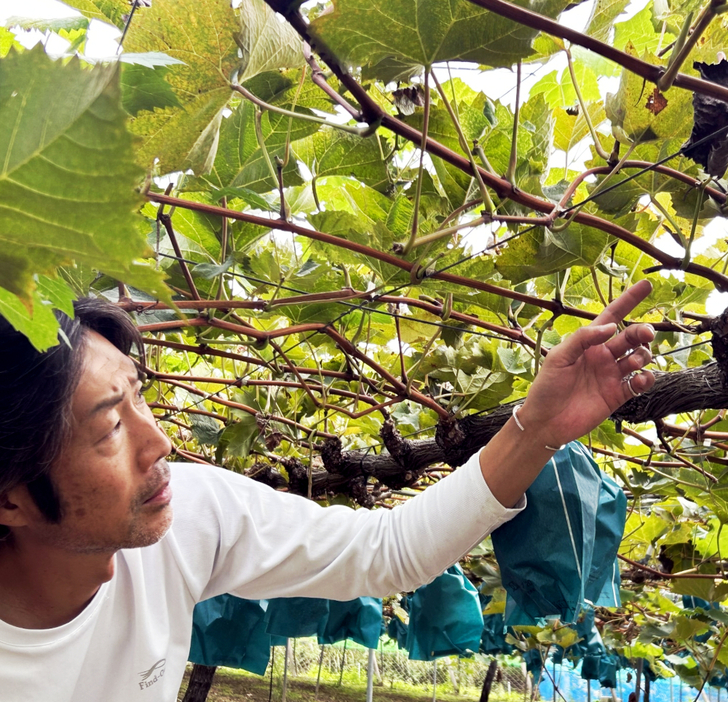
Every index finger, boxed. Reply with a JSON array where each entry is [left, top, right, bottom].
[[593, 279, 653, 326]]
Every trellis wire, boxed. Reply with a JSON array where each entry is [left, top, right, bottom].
[[153, 251, 519, 344], [560, 124, 728, 216]]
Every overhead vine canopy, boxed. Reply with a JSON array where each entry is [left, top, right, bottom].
[[5, 0, 728, 692]]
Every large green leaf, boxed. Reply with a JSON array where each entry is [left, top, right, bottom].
[[520, 93, 555, 177], [120, 63, 182, 116], [613, 5, 674, 55], [0, 47, 169, 308], [243, 69, 334, 112], [584, 0, 630, 42], [587, 139, 700, 216], [191, 99, 308, 194], [236, 0, 304, 80], [0, 285, 64, 352], [295, 128, 389, 192], [311, 0, 576, 77], [0, 27, 19, 58], [403, 85, 490, 205], [530, 64, 600, 110], [6, 15, 90, 33], [553, 102, 606, 153], [494, 223, 612, 283], [124, 0, 239, 174]]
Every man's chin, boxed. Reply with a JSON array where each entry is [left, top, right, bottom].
[[128, 504, 174, 549]]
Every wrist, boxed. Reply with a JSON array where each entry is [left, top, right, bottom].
[[512, 403, 565, 452]]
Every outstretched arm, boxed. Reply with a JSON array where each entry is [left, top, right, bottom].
[[479, 279, 655, 507]]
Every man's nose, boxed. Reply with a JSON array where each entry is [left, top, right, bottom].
[[137, 405, 173, 464]]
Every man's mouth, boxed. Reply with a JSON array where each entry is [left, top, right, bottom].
[[142, 461, 172, 505], [143, 481, 172, 505]]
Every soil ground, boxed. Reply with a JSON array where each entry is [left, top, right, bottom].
[[178, 666, 492, 702]]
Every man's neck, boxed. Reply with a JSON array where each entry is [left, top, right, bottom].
[[0, 536, 115, 629]]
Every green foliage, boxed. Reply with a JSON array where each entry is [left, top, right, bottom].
[[311, 0, 576, 77], [62, 0, 128, 29], [5, 0, 728, 681], [0, 46, 169, 347], [124, 0, 240, 174]]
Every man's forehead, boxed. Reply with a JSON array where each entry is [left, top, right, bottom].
[[74, 332, 138, 415], [81, 331, 136, 376]]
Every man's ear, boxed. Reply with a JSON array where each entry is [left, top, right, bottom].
[[0, 487, 35, 529]]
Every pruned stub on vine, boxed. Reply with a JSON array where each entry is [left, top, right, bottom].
[[435, 414, 468, 461], [683, 59, 728, 177], [278, 456, 321, 498], [380, 417, 413, 466], [710, 305, 728, 383]]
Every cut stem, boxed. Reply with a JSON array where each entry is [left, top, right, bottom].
[[565, 46, 609, 161], [505, 62, 522, 185], [403, 71, 432, 255], [431, 69, 495, 213]]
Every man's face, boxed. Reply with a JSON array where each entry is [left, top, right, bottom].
[[32, 331, 174, 553]]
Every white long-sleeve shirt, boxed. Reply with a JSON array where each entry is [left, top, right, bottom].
[[0, 451, 524, 701]]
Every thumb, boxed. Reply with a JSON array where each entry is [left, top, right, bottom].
[[552, 323, 617, 366]]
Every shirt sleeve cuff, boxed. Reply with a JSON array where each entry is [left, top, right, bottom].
[[464, 445, 527, 524]]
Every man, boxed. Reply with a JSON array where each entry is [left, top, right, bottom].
[[0, 284, 655, 701]]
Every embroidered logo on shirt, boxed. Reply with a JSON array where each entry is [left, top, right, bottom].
[[138, 659, 166, 690]]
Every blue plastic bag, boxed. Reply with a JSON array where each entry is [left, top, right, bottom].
[[492, 442, 624, 624], [318, 598, 383, 649], [406, 564, 484, 661], [587, 472, 626, 606], [189, 595, 272, 675], [264, 597, 330, 640], [574, 608, 606, 680]]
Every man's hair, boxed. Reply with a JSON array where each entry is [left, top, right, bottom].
[[0, 297, 143, 538]]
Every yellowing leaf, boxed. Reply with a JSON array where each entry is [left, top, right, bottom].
[[531, 64, 599, 111], [605, 44, 690, 145], [125, 0, 239, 174], [61, 0, 128, 29]]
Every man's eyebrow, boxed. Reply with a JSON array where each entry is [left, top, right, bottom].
[[88, 371, 141, 418], [89, 393, 125, 418]]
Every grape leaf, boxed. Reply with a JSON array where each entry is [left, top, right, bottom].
[[237, 0, 304, 81], [605, 44, 691, 145], [311, 0, 576, 79], [191, 99, 308, 194], [494, 224, 612, 283], [120, 63, 181, 116], [0, 47, 169, 307], [124, 0, 239, 174], [295, 128, 389, 192]]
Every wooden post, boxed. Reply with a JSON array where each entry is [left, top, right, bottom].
[[182, 664, 217, 702]]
